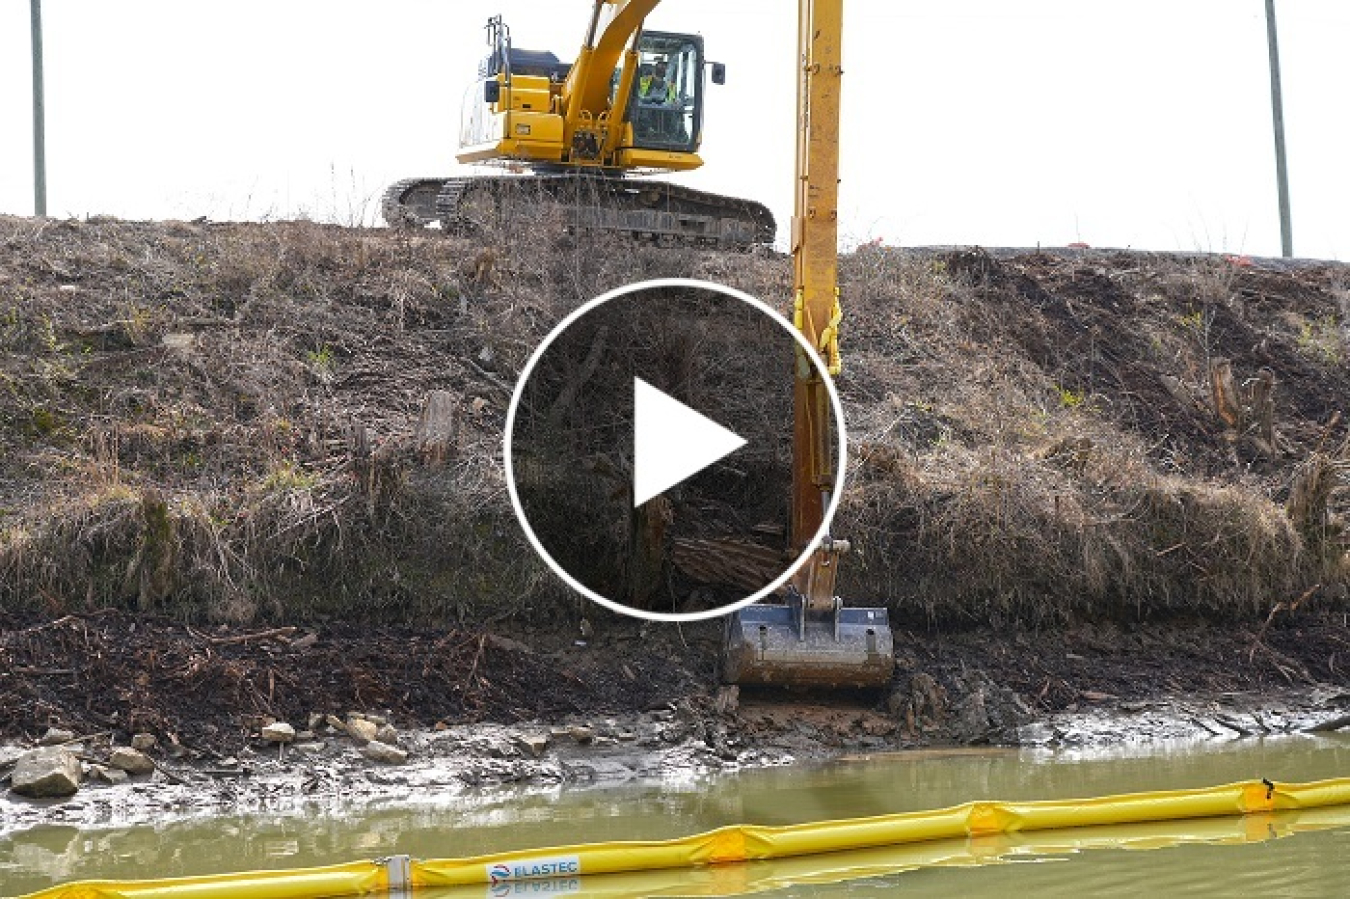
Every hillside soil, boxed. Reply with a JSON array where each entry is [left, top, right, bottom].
[[2, 216, 1349, 826]]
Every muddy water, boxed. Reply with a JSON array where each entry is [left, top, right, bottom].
[[5, 734, 1350, 897]]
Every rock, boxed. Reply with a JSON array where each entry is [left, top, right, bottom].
[[294, 741, 326, 755], [161, 333, 195, 354], [11, 748, 83, 797], [567, 725, 595, 745], [947, 669, 1034, 743], [714, 685, 740, 715], [514, 733, 550, 757], [261, 722, 297, 744], [952, 690, 991, 744], [361, 741, 409, 765], [374, 724, 399, 745], [486, 634, 533, 654], [910, 672, 948, 722], [345, 718, 379, 745], [108, 747, 156, 775], [87, 764, 129, 785], [130, 733, 157, 751], [1016, 722, 1058, 746], [38, 727, 76, 747]]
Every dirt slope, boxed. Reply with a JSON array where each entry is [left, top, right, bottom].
[[1, 215, 1348, 746], [6, 218, 1343, 624]]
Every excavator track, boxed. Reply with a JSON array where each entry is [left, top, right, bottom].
[[382, 174, 775, 247]]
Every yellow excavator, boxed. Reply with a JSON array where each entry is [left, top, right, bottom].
[[401, 1, 893, 687], [381, 2, 775, 246]]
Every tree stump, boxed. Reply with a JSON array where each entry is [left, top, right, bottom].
[[1246, 367, 1276, 455], [1209, 360, 1278, 458], [415, 390, 458, 466], [628, 495, 672, 608], [1209, 358, 1242, 429]]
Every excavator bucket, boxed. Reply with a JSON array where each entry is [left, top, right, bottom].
[[722, 591, 894, 689]]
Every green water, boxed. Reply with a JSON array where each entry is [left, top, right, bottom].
[[4, 734, 1350, 897]]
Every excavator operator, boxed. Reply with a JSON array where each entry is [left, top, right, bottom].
[[639, 60, 676, 103]]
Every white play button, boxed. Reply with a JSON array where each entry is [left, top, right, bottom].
[[505, 278, 846, 619], [633, 377, 747, 507]]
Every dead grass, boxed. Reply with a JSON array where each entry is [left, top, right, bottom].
[[1, 216, 1346, 627]]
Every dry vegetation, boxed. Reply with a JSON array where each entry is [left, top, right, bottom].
[[0, 215, 1347, 630]]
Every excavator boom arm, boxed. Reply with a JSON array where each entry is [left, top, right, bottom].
[[791, 0, 845, 565], [724, 0, 897, 688], [562, 1, 660, 119]]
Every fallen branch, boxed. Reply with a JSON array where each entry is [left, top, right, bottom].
[[463, 357, 513, 395], [1248, 584, 1319, 664], [1305, 713, 1350, 734], [462, 634, 487, 690], [51, 731, 111, 748], [206, 627, 297, 646]]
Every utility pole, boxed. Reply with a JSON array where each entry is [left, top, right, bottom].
[[30, 0, 47, 217], [1264, 0, 1292, 257]]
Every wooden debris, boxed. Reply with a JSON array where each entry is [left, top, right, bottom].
[[669, 537, 788, 594]]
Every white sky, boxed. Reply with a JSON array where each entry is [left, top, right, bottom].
[[1, 1, 1346, 259]]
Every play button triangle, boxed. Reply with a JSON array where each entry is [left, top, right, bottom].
[[633, 377, 747, 507]]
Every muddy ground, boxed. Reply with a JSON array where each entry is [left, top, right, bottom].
[[5, 607, 1350, 833]]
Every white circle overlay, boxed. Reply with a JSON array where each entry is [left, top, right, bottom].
[[504, 277, 848, 622]]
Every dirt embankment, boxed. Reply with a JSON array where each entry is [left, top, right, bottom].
[[1, 215, 1349, 761]]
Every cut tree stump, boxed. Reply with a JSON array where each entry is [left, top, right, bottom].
[[1209, 358, 1242, 429], [1246, 367, 1276, 456], [1208, 359, 1278, 458], [415, 390, 458, 466]]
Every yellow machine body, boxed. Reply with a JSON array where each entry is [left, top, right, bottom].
[[382, 2, 772, 246], [458, 2, 710, 175]]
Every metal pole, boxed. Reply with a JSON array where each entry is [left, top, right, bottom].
[[30, 0, 47, 217], [1264, 0, 1292, 257]]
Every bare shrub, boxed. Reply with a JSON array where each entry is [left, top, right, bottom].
[[2, 218, 1346, 627]]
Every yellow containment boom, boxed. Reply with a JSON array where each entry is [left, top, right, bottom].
[[20, 777, 1350, 899]]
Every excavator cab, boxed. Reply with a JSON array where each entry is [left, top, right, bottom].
[[625, 31, 706, 153]]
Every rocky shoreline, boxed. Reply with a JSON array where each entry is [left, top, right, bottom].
[[4, 687, 1348, 838], [5, 612, 1350, 836]]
